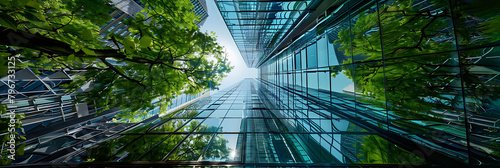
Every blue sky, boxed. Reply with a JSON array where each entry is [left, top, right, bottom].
[[199, 0, 258, 90]]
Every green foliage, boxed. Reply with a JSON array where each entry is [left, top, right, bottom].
[[0, 0, 232, 118]]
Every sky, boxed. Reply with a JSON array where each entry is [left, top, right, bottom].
[[199, 0, 258, 90]]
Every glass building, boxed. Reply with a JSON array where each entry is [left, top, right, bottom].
[[3, 0, 500, 167], [222, 0, 500, 166], [219, 0, 500, 166]]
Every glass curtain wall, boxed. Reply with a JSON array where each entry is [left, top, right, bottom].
[[259, 0, 500, 166], [216, 0, 313, 67], [54, 79, 343, 166]]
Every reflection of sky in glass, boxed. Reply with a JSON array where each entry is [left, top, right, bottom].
[[196, 110, 213, 117], [202, 134, 241, 161], [332, 120, 349, 162], [196, 118, 222, 132], [210, 109, 228, 117], [219, 118, 242, 132], [331, 71, 354, 93], [225, 109, 243, 118]]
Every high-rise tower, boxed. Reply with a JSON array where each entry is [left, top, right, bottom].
[[3, 0, 500, 167]]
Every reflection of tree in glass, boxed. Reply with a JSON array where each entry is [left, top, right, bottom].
[[452, 0, 500, 118], [85, 119, 229, 162], [117, 107, 200, 133], [167, 133, 229, 161], [450, 0, 500, 46], [333, 0, 500, 158], [334, 0, 500, 119], [335, 0, 455, 120], [355, 135, 425, 164]]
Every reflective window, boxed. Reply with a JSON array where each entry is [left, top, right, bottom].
[[317, 37, 329, 67], [307, 43, 318, 69]]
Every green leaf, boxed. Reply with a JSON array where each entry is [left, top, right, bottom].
[[82, 29, 93, 41], [67, 54, 75, 61], [82, 48, 96, 56], [0, 58, 6, 77], [0, 13, 18, 30], [15, 114, 24, 119], [18, 0, 29, 6], [136, 13, 146, 21], [123, 37, 135, 54], [22, 11, 39, 22], [139, 36, 152, 48], [25, 0, 40, 9], [16, 143, 25, 155], [76, 57, 84, 63]]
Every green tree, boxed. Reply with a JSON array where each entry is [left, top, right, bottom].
[[0, 0, 232, 118]]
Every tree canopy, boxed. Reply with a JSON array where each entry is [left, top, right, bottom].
[[0, 0, 232, 117]]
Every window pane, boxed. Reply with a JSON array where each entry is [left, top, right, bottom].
[[295, 52, 301, 70], [307, 43, 318, 69], [301, 48, 307, 70], [318, 37, 328, 67]]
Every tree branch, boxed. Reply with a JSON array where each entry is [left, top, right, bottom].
[[99, 58, 146, 88]]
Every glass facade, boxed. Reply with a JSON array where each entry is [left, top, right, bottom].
[[259, 0, 500, 166], [216, 0, 314, 67], [56, 79, 352, 166], [3, 0, 500, 167]]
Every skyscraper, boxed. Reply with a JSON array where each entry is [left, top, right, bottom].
[[228, 0, 500, 166], [3, 0, 500, 167], [217, 0, 500, 166]]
